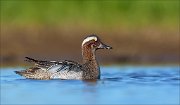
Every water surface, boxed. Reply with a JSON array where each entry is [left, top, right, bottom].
[[1, 65, 179, 104]]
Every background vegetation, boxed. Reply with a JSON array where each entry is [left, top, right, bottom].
[[1, 0, 179, 66]]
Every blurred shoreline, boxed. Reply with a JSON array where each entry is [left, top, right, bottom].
[[1, 25, 179, 67]]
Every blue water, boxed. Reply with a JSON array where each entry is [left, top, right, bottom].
[[1, 66, 180, 104]]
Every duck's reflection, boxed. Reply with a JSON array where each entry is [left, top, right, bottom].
[[81, 79, 100, 104], [82, 79, 98, 86]]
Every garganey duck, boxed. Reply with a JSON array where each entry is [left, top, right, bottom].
[[15, 35, 112, 80]]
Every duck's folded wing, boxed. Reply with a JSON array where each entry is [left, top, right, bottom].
[[25, 57, 82, 73], [47, 60, 82, 73]]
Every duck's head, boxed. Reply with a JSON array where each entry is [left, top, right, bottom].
[[82, 35, 112, 50]]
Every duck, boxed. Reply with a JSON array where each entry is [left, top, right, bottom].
[[15, 35, 112, 80]]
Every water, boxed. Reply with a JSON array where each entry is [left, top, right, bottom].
[[1, 65, 179, 104]]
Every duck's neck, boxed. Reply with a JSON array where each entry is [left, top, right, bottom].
[[82, 46, 96, 63], [82, 46, 100, 79]]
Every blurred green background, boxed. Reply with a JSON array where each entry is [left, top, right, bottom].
[[0, 0, 179, 66]]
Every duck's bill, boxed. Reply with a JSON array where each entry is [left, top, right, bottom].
[[98, 43, 112, 49]]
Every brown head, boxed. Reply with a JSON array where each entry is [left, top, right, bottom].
[[82, 35, 112, 62]]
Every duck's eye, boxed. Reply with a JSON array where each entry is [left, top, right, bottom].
[[91, 43, 97, 47]]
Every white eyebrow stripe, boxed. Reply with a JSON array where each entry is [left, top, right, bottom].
[[82, 36, 97, 46]]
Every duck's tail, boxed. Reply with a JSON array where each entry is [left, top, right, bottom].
[[14, 70, 23, 76], [14, 67, 50, 79]]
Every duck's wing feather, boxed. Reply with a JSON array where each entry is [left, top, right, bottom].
[[47, 60, 82, 73], [25, 57, 62, 68], [25, 57, 82, 72]]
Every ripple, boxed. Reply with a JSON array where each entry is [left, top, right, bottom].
[[103, 77, 123, 81]]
